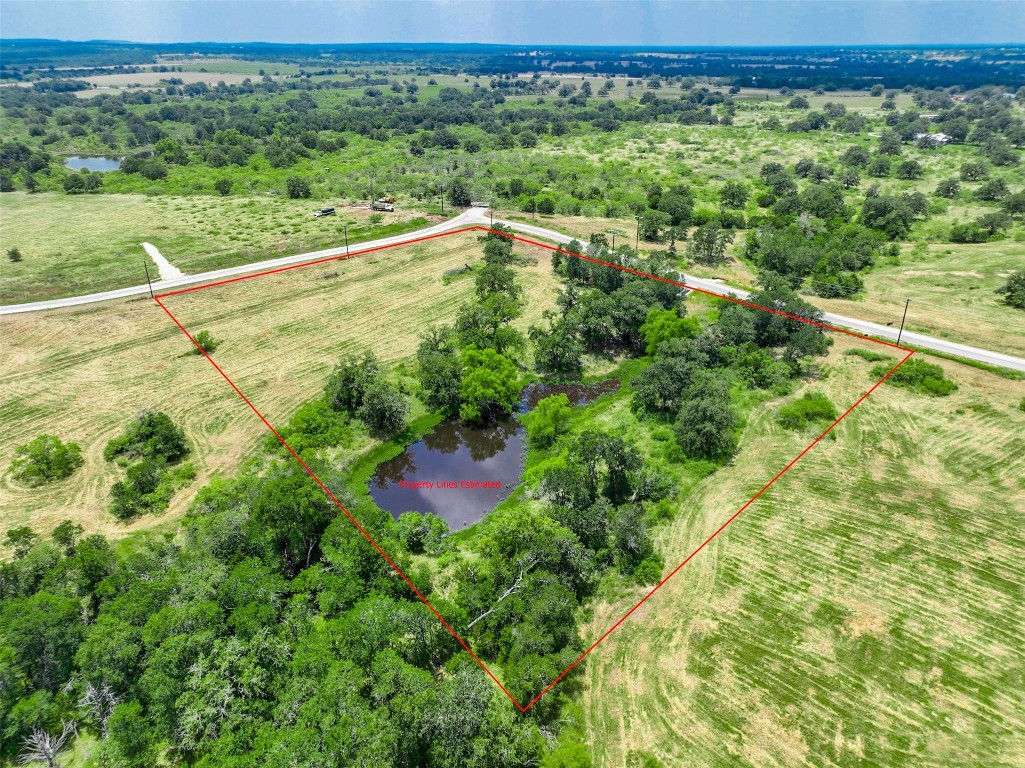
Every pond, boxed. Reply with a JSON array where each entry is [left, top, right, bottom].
[[369, 379, 619, 530], [64, 156, 122, 172]]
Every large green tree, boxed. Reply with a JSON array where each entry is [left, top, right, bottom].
[[9, 434, 83, 486], [459, 347, 520, 424]]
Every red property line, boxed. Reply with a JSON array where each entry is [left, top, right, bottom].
[[156, 225, 913, 713]]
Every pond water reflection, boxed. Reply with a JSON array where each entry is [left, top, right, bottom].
[[64, 156, 122, 172], [369, 379, 619, 529]]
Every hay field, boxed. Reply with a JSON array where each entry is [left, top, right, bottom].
[[0, 231, 560, 551], [580, 337, 1025, 767], [0, 192, 436, 304]]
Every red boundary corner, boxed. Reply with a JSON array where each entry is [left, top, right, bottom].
[[154, 225, 913, 713]]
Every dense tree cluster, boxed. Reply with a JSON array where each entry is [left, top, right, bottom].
[[0, 476, 555, 767], [325, 350, 409, 435], [104, 411, 195, 520], [3, 63, 1019, 231], [632, 273, 828, 458], [418, 228, 524, 424], [529, 235, 684, 380]]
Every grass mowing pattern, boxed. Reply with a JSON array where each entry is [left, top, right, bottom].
[[0, 232, 561, 551], [581, 339, 1025, 767]]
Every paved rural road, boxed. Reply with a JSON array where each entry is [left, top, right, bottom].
[[0, 208, 484, 316], [3, 207, 1024, 373], [481, 214, 1025, 373]]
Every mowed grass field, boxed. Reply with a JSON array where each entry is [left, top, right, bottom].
[[579, 336, 1025, 767], [0, 231, 561, 551], [0, 192, 439, 304]]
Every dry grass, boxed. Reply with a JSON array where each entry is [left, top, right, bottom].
[[580, 336, 1025, 766], [0, 231, 560, 552]]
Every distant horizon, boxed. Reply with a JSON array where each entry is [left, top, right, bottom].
[[5, 38, 1025, 49], [2, 1, 1023, 47]]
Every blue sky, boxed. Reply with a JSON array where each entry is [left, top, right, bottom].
[[2, 1, 1023, 46]]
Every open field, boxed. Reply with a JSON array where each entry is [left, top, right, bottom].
[[0, 192, 440, 303], [580, 337, 1025, 767], [157, 56, 305, 75], [818, 241, 1025, 359], [0, 231, 561, 552], [79, 70, 267, 88]]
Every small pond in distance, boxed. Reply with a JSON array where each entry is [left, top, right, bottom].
[[64, 156, 122, 172], [369, 380, 619, 530]]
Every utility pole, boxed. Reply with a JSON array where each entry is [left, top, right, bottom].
[[440, 181, 445, 215], [369, 174, 375, 206], [142, 259, 154, 299], [635, 215, 642, 251], [343, 225, 349, 255], [611, 233, 616, 250], [490, 198, 494, 227], [896, 298, 912, 346]]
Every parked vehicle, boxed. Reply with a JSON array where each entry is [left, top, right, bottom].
[[313, 207, 335, 218], [370, 201, 394, 212]]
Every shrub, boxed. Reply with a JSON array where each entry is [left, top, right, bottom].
[[273, 399, 351, 454], [63, 173, 86, 193], [934, 178, 960, 198], [873, 358, 957, 396], [975, 178, 1009, 201], [949, 223, 989, 244], [396, 512, 448, 555], [995, 270, 1025, 309], [7, 247, 22, 262], [192, 330, 219, 354], [139, 160, 167, 180], [285, 175, 311, 199], [777, 391, 839, 430], [325, 351, 381, 414], [10, 434, 83, 485], [959, 161, 989, 181], [523, 394, 571, 448], [845, 348, 892, 363], [109, 459, 195, 520], [631, 555, 664, 586]]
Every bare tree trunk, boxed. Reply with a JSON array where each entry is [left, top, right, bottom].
[[466, 557, 537, 631]]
